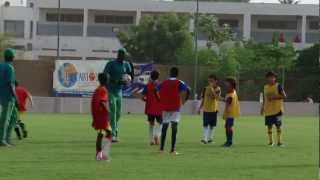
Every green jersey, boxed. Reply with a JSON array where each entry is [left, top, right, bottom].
[[0, 61, 16, 102], [103, 60, 132, 95]]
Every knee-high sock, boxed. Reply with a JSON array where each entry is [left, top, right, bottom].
[[226, 128, 233, 144], [155, 124, 162, 138], [267, 127, 273, 144], [96, 133, 103, 153], [276, 127, 282, 144], [14, 127, 21, 139], [149, 125, 155, 143], [171, 122, 178, 152], [208, 127, 214, 140], [102, 137, 112, 157], [202, 126, 208, 141], [160, 123, 169, 151]]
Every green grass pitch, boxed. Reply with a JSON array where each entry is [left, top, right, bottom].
[[0, 113, 318, 180]]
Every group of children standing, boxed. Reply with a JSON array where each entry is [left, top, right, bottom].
[[90, 66, 286, 161]]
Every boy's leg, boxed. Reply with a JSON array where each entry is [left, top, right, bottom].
[[224, 118, 234, 147], [18, 112, 27, 138], [171, 122, 178, 152], [275, 115, 283, 146], [148, 115, 155, 145], [265, 116, 274, 146], [14, 125, 22, 140], [109, 93, 117, 140], [154, 115, 162, 145], [114, 94, 122, 140], [102, 129, 112, 160], [202, 112, 209, 144], [0, 101, 15, 146], [96, 132, 103, 154], [160, 123, 169, 151], [208, 112, 217, 143]]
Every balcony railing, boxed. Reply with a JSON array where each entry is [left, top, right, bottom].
[[251, 31, 301, 43], [87, 24, 130, 37], [37, 23, 83, 36]]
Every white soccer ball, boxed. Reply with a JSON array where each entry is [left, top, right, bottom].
[[122, 74, 132, 84]]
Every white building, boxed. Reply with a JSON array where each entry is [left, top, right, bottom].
[[0, 0, 319, 60]]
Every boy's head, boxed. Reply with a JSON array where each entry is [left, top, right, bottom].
[[150, 70, 160, 81], [265, 71, 277, 85], [4, 48, 16, 62], [117, 48, 127, 61], [225, 77, 236, 91], [169, 67, 179, 78], [98, 73, 108, 86], [208, 74, 218, 86]]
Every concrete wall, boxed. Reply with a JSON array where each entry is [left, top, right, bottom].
[[29, 96, 319, 116]]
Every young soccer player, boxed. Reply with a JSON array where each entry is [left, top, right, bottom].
[[199, 74, 221, 144], [158, 67, 190, 154], [223, 78, 240, 147], [15, 81, 33, 139], [91, 73, 112, 161], [260, 71, 286, 147], [142, 70, 162, 145]]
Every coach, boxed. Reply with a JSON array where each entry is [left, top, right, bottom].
[[0, 48, 18, 147], [103, 48, 132, 143]]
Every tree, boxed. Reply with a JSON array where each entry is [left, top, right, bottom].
[[278, 0, 300, 4], [0, 33, 13, 59], [118, 13, 193, 64], [198, 14, 233, 49]]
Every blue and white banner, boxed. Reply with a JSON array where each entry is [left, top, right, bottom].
[[53, 60, 153, 97]]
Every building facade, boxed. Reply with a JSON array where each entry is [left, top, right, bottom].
[[0, 0, 319, 60]]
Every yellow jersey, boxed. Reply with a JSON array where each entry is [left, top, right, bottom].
[[202, 86, 221, 112], [223, 90, 240, 119], [263, 83, 284, 116]]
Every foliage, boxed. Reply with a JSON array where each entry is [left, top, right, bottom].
[[118, 13, 193, 64], [0, 33, 13, 59], [278, 0, 300, 4]]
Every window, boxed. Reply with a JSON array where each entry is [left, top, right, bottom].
[[309, 21, 319, 30], [257, 20, 297, 30], [30, 21, 33, 39], [219, 19, 239, 28], [94, 15, 134, 24], [4, 20, 25, 38], [46, 13, 83, 23]]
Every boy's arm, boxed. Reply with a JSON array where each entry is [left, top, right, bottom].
[[100, 101, 110, 112], [223, 97, 232, 119], [27, 92, 34, 108], [198, 88, 205, 112], [271, 85, 287, 100]]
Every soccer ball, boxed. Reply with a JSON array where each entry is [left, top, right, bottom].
[[122, 74, 132, 84]]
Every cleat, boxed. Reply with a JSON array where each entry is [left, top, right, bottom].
[[277, 143, 285, 147], [208, 139, 215, 144], [150, 142, 155, 146], [23, 131, 28, 138], [222, 142, 232, 147], [96, 151, 103, 161], [170, 151, 180, 155], [201, 140, 208, 144], [268, 142, 275, 147]]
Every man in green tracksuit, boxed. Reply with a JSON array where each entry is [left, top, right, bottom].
[[103, 48, 132, 143], [0, 48, 18, 147]]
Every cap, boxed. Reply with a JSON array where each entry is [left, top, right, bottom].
[[4, 48, 16, 59]]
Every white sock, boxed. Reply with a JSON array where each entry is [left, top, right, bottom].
[[149, 125, 155, 143], [203, 126, 208, 141], [208, 127, 215, 141], [102, 137, 111, 157], [155, 124, 162, 138]]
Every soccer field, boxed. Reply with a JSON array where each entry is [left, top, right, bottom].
[[0, 114, 318, 180]]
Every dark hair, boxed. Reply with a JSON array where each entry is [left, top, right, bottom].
[[208, 74, 218, 80], [15, 81, 19, 87], [150, 70, 160, 81], [98, 73, 107, 85], [226, 77, 236, 89], [170, 67, 179, 77], [265, 71, 277, 78]]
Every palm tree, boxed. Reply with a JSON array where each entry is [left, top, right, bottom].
[[278, 0, 300, 4]]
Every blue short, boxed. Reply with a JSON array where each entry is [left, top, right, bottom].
[[265, 113, 282, 127], [203, 112, 218, 127], [225, 118, 234, 128]]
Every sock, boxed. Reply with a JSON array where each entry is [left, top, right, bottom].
[[226, 128, 233, 144], [14, 127, 21, 139], [96, 133, 103, 154], [267, 127, 273, 144], [276, 127, 282, 144], [157, 124, 162, 138], [208, 127, 214, 141], [102, 137, 112, 157], [160, 123, 169, 151], [149, 125, 155, 144], [171, 122, 178, 152], [202, 126, 208, 141]]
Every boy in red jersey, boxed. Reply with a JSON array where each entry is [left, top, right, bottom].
[[15, 81, 33, 139], [91, 73, 112, 161], [158, 67, 190, 155], [142, 70, 162, 145]]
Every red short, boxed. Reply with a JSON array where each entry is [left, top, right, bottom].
[[92, 114, 110, 130]]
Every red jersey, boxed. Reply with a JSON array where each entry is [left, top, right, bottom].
[[143, 81, 162, 116], [91, 86, 109, 130], [159, 78, 188, 111], [15, 87, 30, 112]]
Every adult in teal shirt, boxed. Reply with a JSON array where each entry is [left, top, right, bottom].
[[0, 48, 18, 147], [103, 48, 132, 142]]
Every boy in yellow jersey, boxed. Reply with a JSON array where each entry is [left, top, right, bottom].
[[260, 71, 286, 147], [199, 74, 221, 144], [223, 78, 240, 147]]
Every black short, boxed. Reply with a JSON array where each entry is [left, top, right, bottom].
[[203, 112, 218, 127], [147, 115, 162, 124], [265, 112, 282, 127]]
